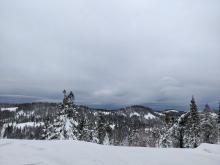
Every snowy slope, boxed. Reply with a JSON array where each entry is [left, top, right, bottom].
[[0, 107, 18, 112], [0, 139, 220, 165]]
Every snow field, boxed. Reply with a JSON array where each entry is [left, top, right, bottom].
[[0, 139, 220, 165]]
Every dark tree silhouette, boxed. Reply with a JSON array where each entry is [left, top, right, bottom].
[[190, 96, 200, 147]]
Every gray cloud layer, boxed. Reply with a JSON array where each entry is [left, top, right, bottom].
[[0, 0, 220, 107]]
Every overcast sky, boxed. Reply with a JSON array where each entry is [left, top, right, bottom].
[[0, 0, 220, 109]]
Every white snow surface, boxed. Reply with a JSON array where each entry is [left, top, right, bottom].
[[154, 112, 165, 116], [144, 113, 156, 119], [0, 139, 220, 165], [130, 112, 140, 117], [109, 124, 115, 129], [164, 109, 178, 113], [16, 122, 44, 128], [3, 122, 44, 129], [0, 107, 18, 112]]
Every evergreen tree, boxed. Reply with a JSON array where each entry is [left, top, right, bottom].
[[218, 101, 220, 124], [218, 101, 220, 143], [63, 89, 68, 105], [69, 91, 75, 102], [62, 90, 75, 108], [97, 115, 106, 144], [203, 104, 212, 121], [189, 96, 200, 147], [63, 89, 67, 96], [205, 104, 211, 111], [190, 96, 199, 125], [201, 104, 215, 143]]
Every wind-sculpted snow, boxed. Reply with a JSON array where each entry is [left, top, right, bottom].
[[0, 139, 220, 165]]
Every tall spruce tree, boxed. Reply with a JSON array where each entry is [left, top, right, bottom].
[[218, 101, 220, 124], [218, 101, 220, 143], [190, 96, 200, 147], [201, 104, 214, 143], [190, 96, 199, 124]]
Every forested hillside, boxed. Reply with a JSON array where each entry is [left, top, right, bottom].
[[0, 91, 219, 148]]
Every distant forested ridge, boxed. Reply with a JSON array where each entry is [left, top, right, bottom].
[[0, 91, 219, 148]]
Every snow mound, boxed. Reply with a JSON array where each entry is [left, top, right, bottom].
[[0, 140, 220, 165]]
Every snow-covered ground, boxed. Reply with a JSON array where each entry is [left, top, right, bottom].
[[15, 122, 44, 128], [0, 107, 18, 112], [144, 113, 156, 119], [0, 139, 220, 165]]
